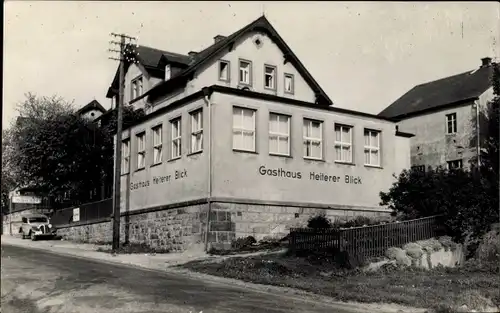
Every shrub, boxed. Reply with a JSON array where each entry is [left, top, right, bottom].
[[403, 242, 424, 259], [231, 236, 256, 250], [416, 238, 443, 253], [307, 213, 332, 229]]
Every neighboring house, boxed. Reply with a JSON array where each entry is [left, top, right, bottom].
[[378, 57, 496, 171], [76, 100, 107, 122], [106, 15, 413, 250]]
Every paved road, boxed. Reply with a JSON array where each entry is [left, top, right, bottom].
[[1, 244, 359, 313]]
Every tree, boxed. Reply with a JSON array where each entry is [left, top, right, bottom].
[[6, 93, 108, 206], [1, 129, 16, 214]]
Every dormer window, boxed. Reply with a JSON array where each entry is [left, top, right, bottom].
[[165, 65, 171, 80], [131, 76, 143, 99]]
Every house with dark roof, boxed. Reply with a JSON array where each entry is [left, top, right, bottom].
[[106, 15, 413, 251], [76, 100, 107, 122], [379, 57, 496, 170]]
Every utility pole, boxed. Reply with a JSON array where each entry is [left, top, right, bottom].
[[108, 33, 137, 252]]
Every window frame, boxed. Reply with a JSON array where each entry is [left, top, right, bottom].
[[232, 106, 256, 152], [170, 117, 182, 160], [165, 64, 171, 80], [151, 124, 163, 165], [218, 60, 230, 82], [131, 75, 143, 100], [284, 73, 295, 94], [447, 159, 463, 170], [190, 109, 203, 153], [334, 123, 353, 163], [264, 64, 277, 90], [303, 118, 323, 160], [136, 132, 146, 170], [269, 112, 291, 156], [121, 138, 131, 174], [363, 129, 381, 167], [238, 59, 252, 86], [446, 113, 457, 134]]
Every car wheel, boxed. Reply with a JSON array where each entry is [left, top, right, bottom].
[[30, 231, 36, 241]]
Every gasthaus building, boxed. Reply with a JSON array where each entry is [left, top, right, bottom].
[[108, 16, 413, 251]]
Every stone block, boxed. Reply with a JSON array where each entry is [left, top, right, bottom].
[[217, 232, 229, 243], [210, 221, 233, 232]]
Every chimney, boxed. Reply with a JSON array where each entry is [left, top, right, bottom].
[[481, 57, 492, 67], [214, 35, 226, 44], [188, 51, 198, 57]]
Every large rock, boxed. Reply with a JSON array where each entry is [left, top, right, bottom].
[[403, 242, 424, 259], [385, 247, 411, 266]]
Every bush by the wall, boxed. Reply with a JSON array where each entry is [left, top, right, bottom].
[[307, 213, 332, 229]]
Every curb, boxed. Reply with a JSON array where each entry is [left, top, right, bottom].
[[1, 239, 425, 313]]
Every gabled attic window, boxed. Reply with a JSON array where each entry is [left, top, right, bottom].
[[165, 65, 171, 80], [131, 76, 143, 99]]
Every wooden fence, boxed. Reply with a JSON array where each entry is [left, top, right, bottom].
[[50, 198, 113, 227], [289, 215, 443, 258]]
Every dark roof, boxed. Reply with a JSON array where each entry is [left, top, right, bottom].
[[107, 45, 190, 98], [76, 100, 106, 115], [379, 64, 494, 120], [136, 15, 334, 107]]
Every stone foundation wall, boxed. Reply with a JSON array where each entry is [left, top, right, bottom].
[[208, 202, 390, 249], [56, 221, 112, 244], [43, 201, 389, 252], [120, 204, 208, 252], [55, 203, 208, 252]]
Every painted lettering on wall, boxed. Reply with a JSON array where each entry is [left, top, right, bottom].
[[130, 169, 188, 191], [258, 166, 362, 185]]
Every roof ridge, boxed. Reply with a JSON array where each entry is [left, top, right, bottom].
[[137, 44, 187, 57]]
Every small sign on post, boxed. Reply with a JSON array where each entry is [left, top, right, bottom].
[[73, 208, 80, 222]]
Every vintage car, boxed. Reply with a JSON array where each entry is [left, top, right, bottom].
[[19, 213, 57, 240]]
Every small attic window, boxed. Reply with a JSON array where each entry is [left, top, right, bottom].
[[254, 37, 262, 47], [165, 65, 171, 80], [218, 60, 230, 82]]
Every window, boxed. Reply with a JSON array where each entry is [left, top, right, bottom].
[[334, 124, 353, 163], [233, 107, 256, 151], [219, 61, 230, 82], [303, 119, 323, 159], [284, 73, 294, 94], [136, 132, 146, 169], [165, 65, 171, 80], [171, 118, 182, 159], [447, 159, 463, 170], [190, 109, 203, 153], [121, 139, 130, 174], [411, 165, 426, 172], [269, 113, 290, 155], [239, 60, 252, 85], [446, 113, 457, 134], [264, 65, 276, 90], [364, 129, 380, 166], [152, 125, 162, 164], [132, 76, 143, 99]]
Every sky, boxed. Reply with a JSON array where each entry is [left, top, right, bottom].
[[3, 1, 499, 130]]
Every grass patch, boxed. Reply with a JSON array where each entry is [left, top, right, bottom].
[[97, 242, 170, 254], [180, 252, 499, 310]]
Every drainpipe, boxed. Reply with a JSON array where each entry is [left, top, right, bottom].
[[474, 100, 481, 167], [202, 87, 213, 252]]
